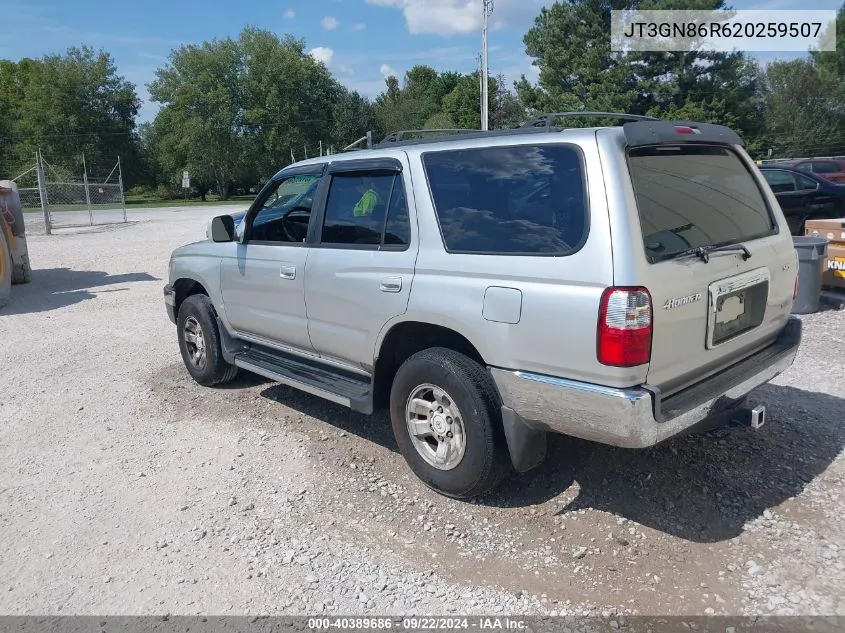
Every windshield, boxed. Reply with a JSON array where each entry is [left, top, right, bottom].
[[628, 145, 776, 263]]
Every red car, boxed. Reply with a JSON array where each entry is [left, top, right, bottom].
[[778, 158, 845, 184]]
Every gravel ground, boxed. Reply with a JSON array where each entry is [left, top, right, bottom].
[[1, 207, 843, 617]]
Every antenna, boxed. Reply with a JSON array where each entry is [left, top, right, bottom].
[[481, 0, 494, 131]]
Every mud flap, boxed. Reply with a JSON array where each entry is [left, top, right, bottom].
[[216, 316, 248, 364], [501, 406, 547, 473]]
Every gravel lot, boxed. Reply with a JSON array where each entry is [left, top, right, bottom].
[[1, 207, 843, 617]]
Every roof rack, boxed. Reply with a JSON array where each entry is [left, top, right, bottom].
[[341, 112, 662, 151], [379, 129, 480, 144], [520, 112, 659, 131], [342, 131, 374, 152]]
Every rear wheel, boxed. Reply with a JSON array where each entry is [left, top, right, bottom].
[[389, 347, 509, 499], [176, 294, 238, 386]]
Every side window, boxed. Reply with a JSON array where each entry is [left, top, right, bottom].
[[250, 174, 321, 243], [423, 144, 587, 255], [762, 170, 797, 193], [795, 163, 812, 172], [795, 174, 819, 191], [321, 172, 410, 248], [812, 161, 838, 174]]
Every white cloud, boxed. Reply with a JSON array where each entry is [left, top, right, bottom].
[[284, 8, 296, 18], [321, 15, 340, 30], [366, 0, 553, 36], [309, 46, 335, 66], [379, 63, 397, 78], [351, 22, 367, 30]]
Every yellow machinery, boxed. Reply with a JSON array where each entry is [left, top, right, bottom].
[[0, 180, 32, 307]]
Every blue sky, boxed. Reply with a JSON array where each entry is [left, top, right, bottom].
[[0, 0, 839, 124]]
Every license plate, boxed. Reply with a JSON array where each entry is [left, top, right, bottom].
[[707, 268, 770, 348]]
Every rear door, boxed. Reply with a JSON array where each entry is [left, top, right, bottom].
[[615, 135, 796, 395]]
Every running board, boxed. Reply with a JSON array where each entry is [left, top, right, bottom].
[[234, 347, 373, 414]]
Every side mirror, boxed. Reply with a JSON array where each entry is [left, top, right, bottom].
[[209, 215, 235, 242]]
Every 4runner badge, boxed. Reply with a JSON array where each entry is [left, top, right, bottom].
[[664, 293, 702, 310]]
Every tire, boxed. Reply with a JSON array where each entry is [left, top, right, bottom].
[[0, 229, 11, 309], [389, 347, 509, 499], [12, 258, 31, 284], [176, 294, 239, 387], [12, 252, 32, 284]]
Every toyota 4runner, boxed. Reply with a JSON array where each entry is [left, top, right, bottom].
[[164, 113, 802, 499]]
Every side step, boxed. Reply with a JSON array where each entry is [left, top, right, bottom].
[[234, 346, 373, 414]]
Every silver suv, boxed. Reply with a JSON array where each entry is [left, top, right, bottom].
[[164, 113, 802, 499]]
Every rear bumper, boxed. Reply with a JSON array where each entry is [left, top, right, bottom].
[[490, 317, 802, 449], [163, 284, 176, 324]]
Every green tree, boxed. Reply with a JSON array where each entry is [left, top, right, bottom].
[[149, 36, 246, 198], [490, 73, 526, 129], [150, 28, 345, 197], [423, 112, 456, 129], [0, 47, 142, 184], [238, 28, 343, 179], [761, 58, 845, 157], [517, 0, 764, 143], [374, 75, 416, 137], [372, 66, 521, 136], [332, 90, 378, 148], [812, 3, 845, 80], [517, 0, 638, 114]]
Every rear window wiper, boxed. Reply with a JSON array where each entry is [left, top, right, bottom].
[[680, 243, 752, 264]]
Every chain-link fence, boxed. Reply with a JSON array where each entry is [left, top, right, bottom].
[[12, 151, 127, 234]]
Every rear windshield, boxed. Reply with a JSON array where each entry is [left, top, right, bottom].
[[423, 144, 588, 255], [628, 145, 775, 263]]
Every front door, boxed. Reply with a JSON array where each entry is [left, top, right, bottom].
[[304, 158, 418, 368], [220, 170, 324, 353]]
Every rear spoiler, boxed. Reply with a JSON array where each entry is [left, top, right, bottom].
[[623, 120, 744, 148]]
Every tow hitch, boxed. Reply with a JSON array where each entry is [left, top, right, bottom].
[[730, 405, 767, 430]]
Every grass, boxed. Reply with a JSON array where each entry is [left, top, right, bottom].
[[125, 198, 251, 209]]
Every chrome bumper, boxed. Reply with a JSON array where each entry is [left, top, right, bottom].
[[490, 317, 801, 449]]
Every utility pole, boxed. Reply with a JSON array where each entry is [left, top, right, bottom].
[[82, 153, 93, 226], [36, 149, 51, 235], [481, 0, 494, 131]]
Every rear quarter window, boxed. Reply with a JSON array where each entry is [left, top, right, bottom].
[[422, 144, 588, 255]]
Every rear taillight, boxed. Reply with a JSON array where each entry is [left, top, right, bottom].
[[597, 287, 653, 367]]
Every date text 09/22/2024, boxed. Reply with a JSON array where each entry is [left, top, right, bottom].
[[307, 617, 528, 630]]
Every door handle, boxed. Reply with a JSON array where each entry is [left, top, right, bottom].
[[380, 277, 402, 293], [279, 265, 296, 280]]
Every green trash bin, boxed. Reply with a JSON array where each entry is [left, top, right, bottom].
[[792, 236, 829, 314]]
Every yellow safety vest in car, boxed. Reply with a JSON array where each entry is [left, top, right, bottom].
[[354, 189, 379, 217]]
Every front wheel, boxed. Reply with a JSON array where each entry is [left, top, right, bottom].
[[176, 294, 238, 386], [389, 347, 509, 499]]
